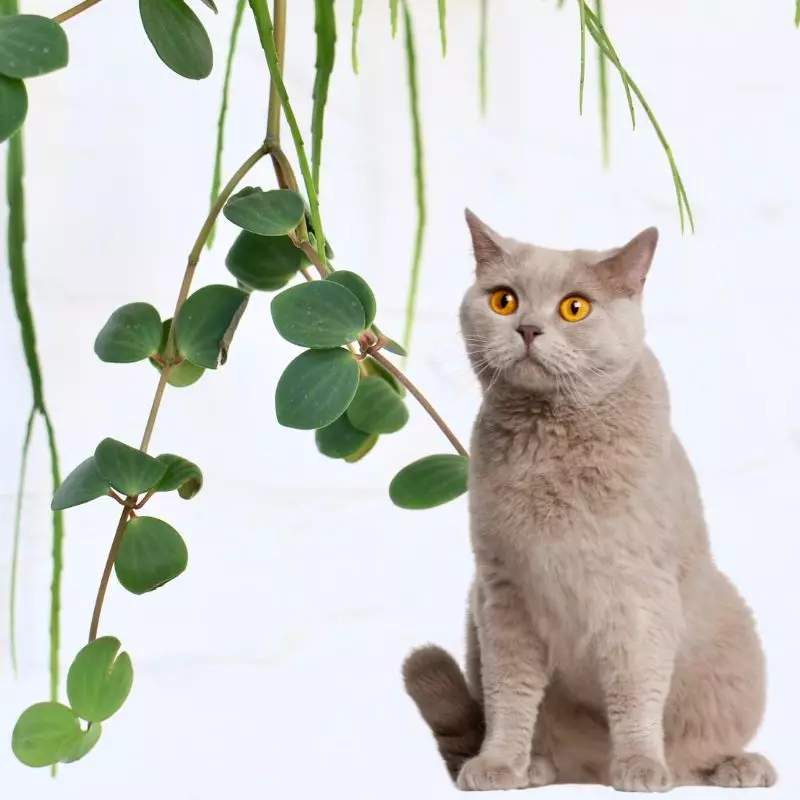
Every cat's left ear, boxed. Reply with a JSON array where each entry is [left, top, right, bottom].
[[595, 226, 659, 296]]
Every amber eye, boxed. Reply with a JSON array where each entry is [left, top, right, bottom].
[[489, 288, 518, 316], [559, 295, 592, 322]]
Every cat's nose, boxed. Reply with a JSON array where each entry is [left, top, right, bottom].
[[517, 324, 543, 347]]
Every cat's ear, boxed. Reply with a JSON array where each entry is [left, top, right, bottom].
[[465, 208, 507, 271], [595, 226, 659, 296]]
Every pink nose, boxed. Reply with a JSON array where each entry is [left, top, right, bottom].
[[517, 324, 543, 347]]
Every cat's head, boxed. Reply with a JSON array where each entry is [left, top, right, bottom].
[[459, 210, 658, 401]]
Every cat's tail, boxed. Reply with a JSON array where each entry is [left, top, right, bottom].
[[402, 645, 484, 781]]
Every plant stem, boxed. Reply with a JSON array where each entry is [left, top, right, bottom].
[[266, 0, 287, 143], [87, 145, 268, 642], [369, 351, 467, 457], [53, 0, 102, 24]]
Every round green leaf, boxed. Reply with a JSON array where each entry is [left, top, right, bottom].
[[114, 516, 188, 595], [51, 457, 110, 510], [225, 231, 306, 291], [223, 188, 305, 236], [59, 723, 102, 764], [94, 438, 167, 497], [139, 0, 213, 80], [0, 15, 69, 79], [325, 271, 376, 328], [0, 74, 27, 144], [275, 348, 360, 430], [389, 454, 470, 510], [12, 702, 82, 768], [315, 414, 372, 459], [148, 318, 205, 387], [67, 637, 134, 723], [154, 454, 203, 499], [173, 284, 249, 369], [364, 357, 406, 397], [344, 434, 379, 464], [346, 376, 409, 434], [271, 281, 366, 349], [94, 302, 162, 363]]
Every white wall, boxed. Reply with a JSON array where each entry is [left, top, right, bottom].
[[1, 0, 798, 797]]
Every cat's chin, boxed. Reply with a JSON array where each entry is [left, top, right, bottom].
[[505, 357, 559, 394]]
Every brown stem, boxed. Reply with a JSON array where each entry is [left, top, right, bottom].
[[369, 351, 468, 458], [266, 0, 287, 143], [53, 0, 102, 24], [88, 507, 131, 642]]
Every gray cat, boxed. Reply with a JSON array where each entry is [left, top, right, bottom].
[[402, 211, 776, 792]]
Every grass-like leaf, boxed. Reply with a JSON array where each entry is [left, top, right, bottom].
[[796, 0, 800, 27], [390, 0, 398, 37], [207, 0, 246, 249], [400, 2, 426, 357], [577, 0, 586, 114], [479, 0, 488, 115], [438, 0, 447, 56], [351, 0, 362, 74], [594, 0, 609, 166], [312, 0, 336, 191], [581, 3, 693, 232]]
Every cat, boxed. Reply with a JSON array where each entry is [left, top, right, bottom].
[[402, 211, 776, 792]]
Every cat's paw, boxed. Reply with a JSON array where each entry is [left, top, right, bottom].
[[528, 754, 557, 787], [707, 753, 777, 788], [456, 754, 528, 791], [610, 755, 673, 793]]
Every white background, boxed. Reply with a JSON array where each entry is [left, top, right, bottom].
[[1, 1, 797, 797]]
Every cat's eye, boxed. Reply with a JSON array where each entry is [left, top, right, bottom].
[[559, 295, 592, 323], [489, 288, 518, 316]]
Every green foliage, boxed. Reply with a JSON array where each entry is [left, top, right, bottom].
[[312, 0, 336, 190], [149, 318, 206, 387], [58, 722, 102, 764], [0, 15, 68, 79], [390, 454, 469, 509], [11, 702, 85, 767], [347, 376, 408, 435], [66, 637, 133, 723], [114, 516, 189, 595], [199, 0, 218, 12], [325, 271, 376, 328], [0, 74, 26, 143], [94, 438, 167, 497], [271, 281, 366, 348], [478, 0, 488, 114], [154, 454, 203, 499], [437, 0, 447, 56], [226, 231, 306, 290], [139, 0, 213, 80], [275, 348, 360, 430], [51, 457, 109, 511], [315, 413, 372, 459], [351, 0, 363, 73], [173, 284, 249, 368], [94, 302, 163, 364], [223, 187, 305, 236]]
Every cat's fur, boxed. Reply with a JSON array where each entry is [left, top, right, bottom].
[[402, 211, 775, 792]]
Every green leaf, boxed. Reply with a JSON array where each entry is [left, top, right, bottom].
[[51, 456, 109, 511], [390, 0, 399, 36], [58, 723, 101, 764], [346, 376, 409, 434], [401, 3, 427, 356], [149, 318, 205, 387], [479, 0, 488, 114], [154, 453, 203, 499], [0, 15, 69, 79], [437, 0, 447, 56], [271, 281, 365, 349], [311, 0, 336, 190], [275, 348, 360, 430], [389, 454, 469, 509], [380, 335, 407, 357], [364, 357, 405, 397], [325, 270, 376, 327], [94, 302, 162, 364], [0, 74, 26, 143], [206, 0, 245, 249], [66, 637, 134, 723], [11, 702, 82, 768], [173, 284, 249, 369], [344, 433, 378, 463], [94, 438, 167, 497], [223, 187, 305, 236], [114, 516, 188, 595], [199, 0, 218, 11], [351, 0, 362, 73], [595, 0, 610, 167], [225, 231, 305, 291], [139, 0, 213, 80], [315, 413, 371, 459]]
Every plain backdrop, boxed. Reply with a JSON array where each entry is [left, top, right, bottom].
[[1, 1, 797, 797]]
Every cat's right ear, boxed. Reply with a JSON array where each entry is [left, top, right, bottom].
[[465, 208, 507, 272]]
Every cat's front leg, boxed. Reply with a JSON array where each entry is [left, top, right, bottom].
[[597, 593, 680, 794], [457, 571, 548, 791]]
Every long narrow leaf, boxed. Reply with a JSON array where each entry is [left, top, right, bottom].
[[207, 0, 246, 249], [595, 0, 609, 166], [577, 0, 586, 114], [312, 0, 336, 191], [479, 0, 488, 115], [437, 0, 446, 56], [400, 2, 426, 357], [796, 0, 800, 27], [390, 0, 398, 36], [351, 0, 363, 73]]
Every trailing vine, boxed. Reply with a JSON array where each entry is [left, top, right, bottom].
[[2, 0, 732, 770]]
